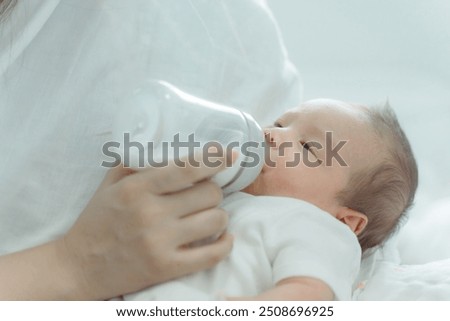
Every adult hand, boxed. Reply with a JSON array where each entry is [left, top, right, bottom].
[[0, 153, 233, 300], [57, 153, 233, 300]]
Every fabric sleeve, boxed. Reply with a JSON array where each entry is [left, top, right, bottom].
[[263, 199, 361, 300]]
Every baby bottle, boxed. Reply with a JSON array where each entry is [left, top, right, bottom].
[[113, 80, 265, 193]]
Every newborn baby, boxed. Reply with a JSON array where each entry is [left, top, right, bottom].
[[125, 98, 418, 300]]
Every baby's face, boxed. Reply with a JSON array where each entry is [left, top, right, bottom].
[[244, 99, 381, 217]]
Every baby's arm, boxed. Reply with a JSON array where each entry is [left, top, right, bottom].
[[228, 276, 334, 301]]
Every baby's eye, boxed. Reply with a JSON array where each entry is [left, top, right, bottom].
[[274, 121, 282, 128], [300, 141, 317, 157], [300, 141, 311, 151], [300, 141, 322, 164]]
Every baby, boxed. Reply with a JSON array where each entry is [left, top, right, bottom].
[[125, 98, 418, 301], [245, 98, 418, 253]]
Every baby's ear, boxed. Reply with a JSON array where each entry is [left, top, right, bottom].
[[336, 207, 368, 235]]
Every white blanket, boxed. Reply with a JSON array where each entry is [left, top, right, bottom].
[[354, 197, 450, 300], [354, 242, 450, 300]]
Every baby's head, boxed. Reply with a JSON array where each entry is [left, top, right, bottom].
[[244, 99, 418, 252]]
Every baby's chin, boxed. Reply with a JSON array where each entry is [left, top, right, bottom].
[[241, 175, 265, 195], [241, 183, 256, 195]]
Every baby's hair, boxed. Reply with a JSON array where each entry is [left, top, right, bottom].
[[336, 102, 418, 252]]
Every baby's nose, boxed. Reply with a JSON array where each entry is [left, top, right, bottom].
[[264, 131, 274, 144], [264, 128, 286, 148], [264, 129, 276, 148]]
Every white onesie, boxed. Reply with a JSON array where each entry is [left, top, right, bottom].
[[125, 192, 361, 301]]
